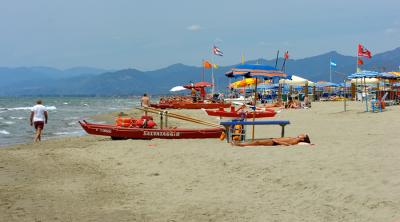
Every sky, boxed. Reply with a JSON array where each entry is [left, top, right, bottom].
[[1, 0, 399, 70]]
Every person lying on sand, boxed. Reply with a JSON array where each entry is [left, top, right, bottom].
[[232, 134, 311, 146], [261, 101, 284, 109]]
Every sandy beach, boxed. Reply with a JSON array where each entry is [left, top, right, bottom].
[[1, 101, 400, 221]]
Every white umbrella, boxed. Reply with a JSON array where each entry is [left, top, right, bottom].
[[279, 75, 315, 86], [169, 86, 186, 92]]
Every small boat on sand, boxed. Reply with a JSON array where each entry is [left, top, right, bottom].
[[150, 101, 231, 109], [205, 107, 276, 118], [79, 120, 224, 140]]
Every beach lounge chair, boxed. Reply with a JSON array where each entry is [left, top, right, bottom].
[[319, 92, 329, 101]]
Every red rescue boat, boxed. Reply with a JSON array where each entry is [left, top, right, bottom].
[[79, 120, 224, 140], [205, 107, 276, 118]]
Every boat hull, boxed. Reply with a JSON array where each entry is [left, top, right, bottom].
[[79, 121, 224, 139], [205, 109, 276, 118], [150, 102, 231, 109]]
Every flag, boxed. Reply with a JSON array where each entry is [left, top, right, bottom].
[[213, 64, 218, 69], [203, 60, 212, 69], [330, 61, 337, 67], [284, 51, 289, 60], [357, 58, 364, 65], [241, 53, 245, 64], [212, 46, 223, 56], [358, 44, 372, 59]]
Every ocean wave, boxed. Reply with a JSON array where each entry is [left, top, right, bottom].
[[10, 116, 25, 120], [3, 121, 15, 125], [53, 131, 83, 136], [67, 121, 77, 126], [0, 106, 57, 111], [63, 102, 69, 105], [0, 130, 10, 135]]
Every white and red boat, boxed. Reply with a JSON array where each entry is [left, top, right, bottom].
[[79, 120, 224, 140]]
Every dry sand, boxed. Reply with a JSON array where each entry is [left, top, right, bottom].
[[1, 102, 400, 222]]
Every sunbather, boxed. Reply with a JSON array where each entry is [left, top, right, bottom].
[[233, 134, 311, 146]]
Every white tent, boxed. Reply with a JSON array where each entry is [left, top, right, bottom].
[[279, 75, 315, 86]]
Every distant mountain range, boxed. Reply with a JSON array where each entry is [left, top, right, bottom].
[[1, 47, 399, 96]]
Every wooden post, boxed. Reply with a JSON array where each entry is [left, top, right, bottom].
[[278, 83, 282, 103], [351, 83, 356, 100], [304, 82, 309, 98], [164, 111, 168, 128], [160, 112, 163, 129], [312, 85, 316, 101]]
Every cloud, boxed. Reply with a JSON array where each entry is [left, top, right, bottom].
[[385, 28, 397, 34], [214, 38, 223, 43], [186, 25, 202, 31]]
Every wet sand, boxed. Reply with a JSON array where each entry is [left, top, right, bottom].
[[1, 102, 400, 221]]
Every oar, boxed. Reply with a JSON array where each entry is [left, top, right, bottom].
[[138, 107, 222, 128]]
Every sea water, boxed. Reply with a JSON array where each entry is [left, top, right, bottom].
[[0, 96, 140, 147]]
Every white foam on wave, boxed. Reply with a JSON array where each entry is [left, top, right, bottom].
[[2, 106, 57, 111], [53, 131, 82, 136], [67, 121, 77, 126], [3, 121, 14, 125], [0, 130, 10, 135], [63, 102, 69, 105], [10, 116, 25, 120]]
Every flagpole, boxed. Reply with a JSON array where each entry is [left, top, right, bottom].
[[330, 59, 332, 82], [211, 56, 215, 95], [202, 59, 205, 82], [274, 50, 279, 69]]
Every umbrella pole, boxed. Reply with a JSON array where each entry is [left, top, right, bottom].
[[364, 77, 368, 112], [344, 79, 347, 112], [252, 78, 258, 141]]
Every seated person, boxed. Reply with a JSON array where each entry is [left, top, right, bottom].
[[233, 134, 311, 146], [302, 96, 311, 108]]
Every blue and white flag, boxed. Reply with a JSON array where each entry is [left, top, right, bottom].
[[213, 46, 223, 56], [330, 61, 337, 67]]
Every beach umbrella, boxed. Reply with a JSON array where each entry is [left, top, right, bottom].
[[225, 64, 288, 79], [169, 86, 186, 92], [315, 81, 339, 88], [225, 64, 289, 141], [229, 78, 260, 88], [279, 75, 314, 86], [183, 81, 213, 99]]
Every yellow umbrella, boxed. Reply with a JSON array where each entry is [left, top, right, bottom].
[[230, 78, 260, 88]]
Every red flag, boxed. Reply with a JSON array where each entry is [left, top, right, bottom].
[[358, 44, 364, 56], [284, 51, 289, 59], [364, 49, 372, 59], [358, 44, 372, 59], [357, 58, 364, 65]]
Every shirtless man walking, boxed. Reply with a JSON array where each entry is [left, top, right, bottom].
[[30, 100, 48, 142]]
